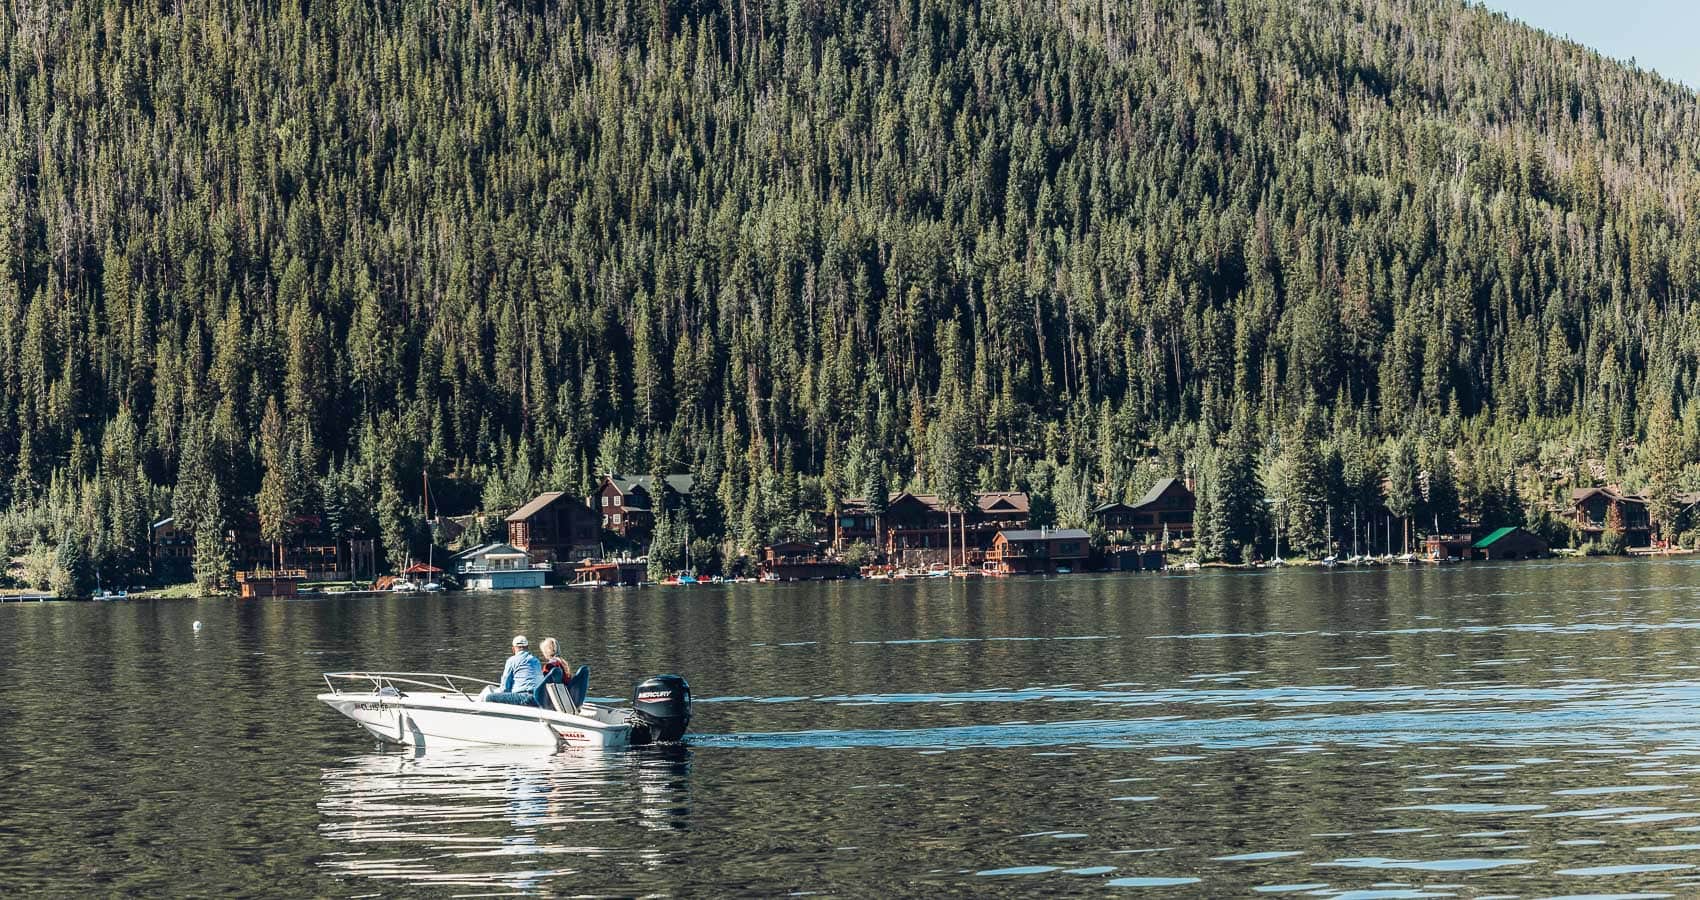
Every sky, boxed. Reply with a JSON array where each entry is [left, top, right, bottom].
[[1484, 1, 1698, 89]]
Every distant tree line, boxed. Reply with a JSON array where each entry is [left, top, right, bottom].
[[4, 0, 1700, 592]]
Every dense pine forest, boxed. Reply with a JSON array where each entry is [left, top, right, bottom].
[[4, 0, 1700, 590]]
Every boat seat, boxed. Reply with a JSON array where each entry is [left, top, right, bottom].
[[545, 681, 575, 715], [533, 667, 568, 712], [566, 665, 590, 711], [533, 665, 591, 715]]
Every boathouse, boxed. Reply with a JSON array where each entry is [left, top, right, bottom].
[[507, 491, 601, 564], [1471, 526, 1548, 560], [572, 559, 647, 587], [449, 543, 547, 590], [759, 541, 854, 581], [1102, 547, 1167, 571], [984, 528, 1091, 575], [1423, 533, 1474, 561], [235, 568, 304, 598]]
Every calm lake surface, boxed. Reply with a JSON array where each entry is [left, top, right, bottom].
[[8, 559, 1700, 896]]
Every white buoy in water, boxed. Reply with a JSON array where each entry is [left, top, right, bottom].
[[193, 621, 202, 631]]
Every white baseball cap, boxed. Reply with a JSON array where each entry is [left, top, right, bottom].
[[512, 635, 528, 647]]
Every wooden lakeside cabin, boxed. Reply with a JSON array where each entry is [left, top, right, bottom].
[[1570, 486, 1653, 548], [149, 517, 194, 580], [983, 528, 1091, 576], [1093, 478, 1195, 543], [595, 473, 695, 545], [506, 491, 601, 565]]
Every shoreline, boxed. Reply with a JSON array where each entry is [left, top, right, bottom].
[[4, 551, 1679, 602]]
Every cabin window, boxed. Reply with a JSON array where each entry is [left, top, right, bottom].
[[601, 495, 610, 507], [612, 513, 622, 525]]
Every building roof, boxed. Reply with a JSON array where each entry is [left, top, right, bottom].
[[452, 542, 529, 561], [605, 473, 695, 496], [1472, 526, 1525, 549], [1571, 485, 1646, 504], [402, 562, 444, 574], [151, 516, 175, 530], [1130, 477, 1191, 509], [976, 492, 1030, 515], [998, 528, 1090, 542], [507, 491, 567, 522], [841, 491, 1031, 514], [1092, 501, 1134, 514]]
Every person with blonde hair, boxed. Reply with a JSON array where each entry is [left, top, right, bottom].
[[539, 636, 569, 680]]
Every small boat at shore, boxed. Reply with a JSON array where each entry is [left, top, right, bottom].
[[318, 670, 691, 750]]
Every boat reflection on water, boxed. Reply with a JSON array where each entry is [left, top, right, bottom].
[[317, 744, 692, 892]]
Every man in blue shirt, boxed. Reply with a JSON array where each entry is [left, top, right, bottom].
[[485, 635, 543, 706]]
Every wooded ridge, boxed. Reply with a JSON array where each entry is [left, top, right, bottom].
[[3, 0, 1700, 590]]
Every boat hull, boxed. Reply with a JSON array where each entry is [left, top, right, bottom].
[[317, 691, 632, 750]]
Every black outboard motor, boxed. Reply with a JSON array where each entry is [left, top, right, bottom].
[[630, 675, 692, 744]]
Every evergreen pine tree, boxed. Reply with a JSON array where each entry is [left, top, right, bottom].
[[863, 453, 889, 555], [378, 478, 412, 573], [51, 525, 92, 599], [1645, 395, 1685, 541], [1386, 438, 1421, 553], [1212, 411, 1264, 562]]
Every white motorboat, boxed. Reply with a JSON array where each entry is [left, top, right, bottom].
[[318, 670, 691, 751]]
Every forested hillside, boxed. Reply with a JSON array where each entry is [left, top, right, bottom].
[[4, 0, 1700, 586]]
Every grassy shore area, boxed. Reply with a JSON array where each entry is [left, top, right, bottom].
[[138, 582, 207, 599]]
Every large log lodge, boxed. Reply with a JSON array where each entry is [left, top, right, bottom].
[[833, 491, 1033, 564]]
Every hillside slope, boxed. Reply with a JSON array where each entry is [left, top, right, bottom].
[[2, 0, 1698, 575]]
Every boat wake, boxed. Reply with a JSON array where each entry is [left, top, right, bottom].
[[690, 680, 1700, 751]]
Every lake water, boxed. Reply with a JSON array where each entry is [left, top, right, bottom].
[[7, 559, 1700, 895]]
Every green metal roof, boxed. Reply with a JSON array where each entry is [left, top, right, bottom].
[[1472, 526, 1519, 549]]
